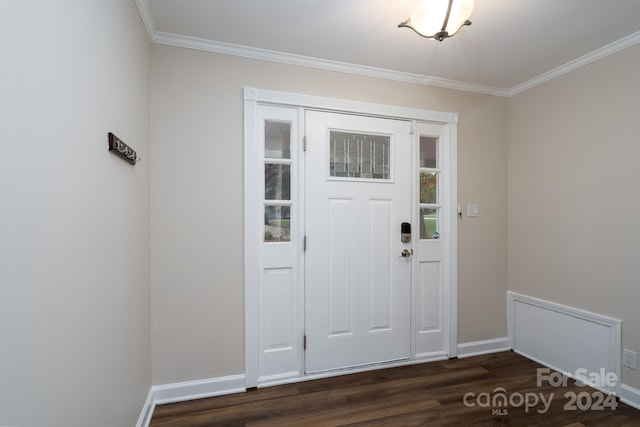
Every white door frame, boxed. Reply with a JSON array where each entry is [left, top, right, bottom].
[[244, 87, 458, 388]]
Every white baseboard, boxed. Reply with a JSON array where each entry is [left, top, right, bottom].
[[619, 383, 640, 410], [136, 374, 246, 427], [153, 374, 246, 405], [457, 337, 510, 358], [136, 299, 639, 424], [136, 388, 156, 427]]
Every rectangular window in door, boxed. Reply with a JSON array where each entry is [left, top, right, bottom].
[[329, 131, 390, 180]]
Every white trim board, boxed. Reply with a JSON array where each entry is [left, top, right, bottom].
[[152, 374, 246, 405], [133, 0, 156, 41], [147, 29, 640, 98], [136, 374, 246, 427], [138, 289, 639, 423], [135, 357, 640, 426], [507, 291, 621, 395], [133, 1, 640, 97], [619, 383, 640, 411], [243, 87, 457, 123], [136, 388, 155, 427], [457, 337, 510, 359], [150, 31, 506, 97], [508, 31, 640, 96]]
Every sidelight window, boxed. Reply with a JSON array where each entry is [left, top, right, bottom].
[[419, 136, 440, 239], [264, 120, 292, 242]]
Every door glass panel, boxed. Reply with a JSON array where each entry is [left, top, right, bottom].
[[264, 205, 291, 242], [330, 131, 390, 179], [265, 121, 291, 159], [265, 164, 291, 200], [420, 208, 438, 240], [420, 172, 437, 204], [420, 136, 437, 168]]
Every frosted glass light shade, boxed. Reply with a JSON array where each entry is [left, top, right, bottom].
[[399, 0, 473, 41]]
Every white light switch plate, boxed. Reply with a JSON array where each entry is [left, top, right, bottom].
[[467, 203, 480, 217]]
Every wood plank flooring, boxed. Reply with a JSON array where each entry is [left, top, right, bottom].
[[150, 351, 640, 426]]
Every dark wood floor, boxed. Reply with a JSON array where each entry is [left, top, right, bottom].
[[150, 351, 640, 426]]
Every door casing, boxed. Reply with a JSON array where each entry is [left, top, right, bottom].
[[244, 87, 458, 388]]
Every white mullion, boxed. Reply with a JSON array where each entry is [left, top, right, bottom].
[[419, 168, 441, 174], [264, 200, 293, 206], [265, 158, 293, 166], [264, 202, 293, 208]]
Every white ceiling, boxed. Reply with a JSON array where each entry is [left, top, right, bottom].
[[136, 0, 640, 96]]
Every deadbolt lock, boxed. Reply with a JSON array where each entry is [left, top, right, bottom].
[[401, 222, 411, 243]]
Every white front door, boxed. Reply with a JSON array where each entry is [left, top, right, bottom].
[[305, 111, 413, 373]]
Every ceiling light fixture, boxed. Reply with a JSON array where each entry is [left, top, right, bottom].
[[398, 0, 474, 42]]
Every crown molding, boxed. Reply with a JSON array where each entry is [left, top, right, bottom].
[[151, 31, 508, 97], [134, 0, 156, 41], [508, 31, 640, 96], [134, 0, 639, 98]]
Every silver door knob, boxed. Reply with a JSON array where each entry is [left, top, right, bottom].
[[400, 249, 411, 258]]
